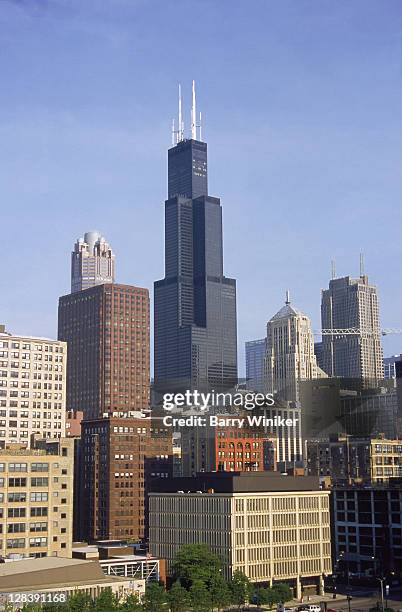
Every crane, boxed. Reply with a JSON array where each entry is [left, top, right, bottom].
[[314, 328, 402, 337]]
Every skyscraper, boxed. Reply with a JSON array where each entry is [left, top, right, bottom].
[[58, 283, 150, 419], [245, 338, 266, 392], [321, 274, 384, 381], [264, 293, 326, 403], [71, 231, 115, 293], [154, 83, 237, 394]]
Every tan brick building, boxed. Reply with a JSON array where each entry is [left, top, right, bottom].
[[0, 438, 74, 559], [150, 472, 331, 598]]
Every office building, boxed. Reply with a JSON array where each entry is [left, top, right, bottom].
[[321, 275, 384, 381], [81, 415, 172, 543], [0, 328, 66, 447], [245, 338, 266, 393], [149, 472, 331, 597], [264, 293, 326, 404], [180, 419, 275, 476], [154, 84, 237, 395], [71, 231, 115, 294], [340, 385, 398, 439], [307, 435, 402, 484], [384, 355, 401, 380], [332, 484, 402, 577], [0, 438, 73, 560], [58, 283, 150, 419]]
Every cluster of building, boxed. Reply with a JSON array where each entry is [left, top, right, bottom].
[[2, 84, 402, 602]]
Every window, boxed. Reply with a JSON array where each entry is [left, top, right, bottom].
[[30, 492, 48, 502], [7, 538, 25, 549], [31, 463, 49, 472], [31, 478, 48, 487], [8, 493, 26, 503], [31, 507, 48, 517], [29, 537, 47, 547], [8, 478, 27, 487], [30, 522, 47, 533], [8, 523, 25, 533], [8, 463, 28, 473], [8, 508, 26, 518]]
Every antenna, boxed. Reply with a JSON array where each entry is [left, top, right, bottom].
[[360, 252, 365, 277], [331, 260, 336, 280], [178, 84, 184, 143], [191, 80, 197, 139], [285, 289, 290, 305], [171, 119, 175, 146], [199, 111, 202, 141]]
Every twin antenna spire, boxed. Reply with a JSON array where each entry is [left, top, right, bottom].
[[172, 80, 202, 145]]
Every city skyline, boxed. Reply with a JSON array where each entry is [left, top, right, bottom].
[[1, 1, 402, 374]]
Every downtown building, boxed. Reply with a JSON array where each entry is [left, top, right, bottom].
[[80, 414, 172, 543], [0, 327, 66, 447], [58, 283, 150, 420], [0, 437, 74, 560], [71, 231, 115, 294], [245, 338, 266, 393], [263, 295, 326, 467], [154, 86, 237, 396], [321, 274, 384, 381], [149, 472, 332, 597]]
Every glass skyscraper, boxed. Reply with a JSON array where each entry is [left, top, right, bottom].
[[154, 134, 237, 395]]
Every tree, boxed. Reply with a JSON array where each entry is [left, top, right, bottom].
[[190, 580, 212, 612], [62, 592, 93, 612], [168, 580, 191, 612], [118, 593, 144, 612], [209, 573, 231, 611], [142, 582, 168, 612], [171, 543, 222, 589], [229, 570, 252, 611], [93, 588, 120, 611], [271, 583, 292, 604]]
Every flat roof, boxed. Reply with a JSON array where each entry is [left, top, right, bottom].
[[150, 471, 321, 494]]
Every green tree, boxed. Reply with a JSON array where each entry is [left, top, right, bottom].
[[209, 573, 231, 611], [272, 583, 292, 604], [171, 543, 222, 589], [93, 588, 120, 611], [168, 580, 191, 612], [63, 592, 93, 612], [190, 580, 212, 612], [142, 582, 168, 612], [118, 592, 144, 612], [229, 570, 252, 611]]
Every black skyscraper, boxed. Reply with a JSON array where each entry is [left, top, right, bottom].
[[154, 97, 237, 395]]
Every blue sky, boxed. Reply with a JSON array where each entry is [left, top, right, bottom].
[[1, 0, 401, 374]]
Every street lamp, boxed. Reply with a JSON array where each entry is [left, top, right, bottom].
[[378, 576, 385, 612]]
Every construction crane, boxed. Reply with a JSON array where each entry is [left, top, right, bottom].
[[315, 328, 402, 337]]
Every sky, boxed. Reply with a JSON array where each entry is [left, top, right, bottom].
[[1, 0, 402, 375]]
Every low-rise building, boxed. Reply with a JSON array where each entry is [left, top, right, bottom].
[[0, 556, 141, 603], [307, 435, 402, 484], [149, 471, 331, 598], [0, 438, 74, 559]]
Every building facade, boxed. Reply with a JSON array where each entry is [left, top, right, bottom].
[[332, 485, 402, 577], [264, 295, 326, 404], [384, 355, 401, 380], [321, 275, 384, 381], [71, 231, 115, 294], [154, 112, 237, 396], [81, 415, 172, 543], [307, 435, 402, 485], [58, 283, 150, 419], [245, 339, 266, 393], [0, 438, 74, 560], [149, 472, 331, 598], [0, 329, 66, 447]]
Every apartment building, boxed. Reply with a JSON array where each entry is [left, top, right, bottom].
[[149, 472, 332, 598], [0, 328, 66, 447], [0, 438, 74, 560], [307, 435, 402, 484]]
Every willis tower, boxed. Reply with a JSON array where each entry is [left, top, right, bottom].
[[154, 82, 237, 395]]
